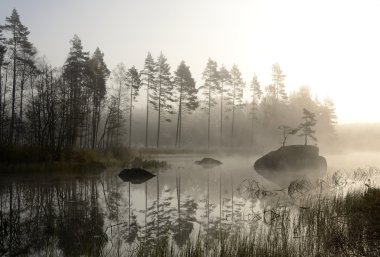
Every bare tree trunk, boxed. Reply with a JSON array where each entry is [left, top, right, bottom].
[[220, 82, 223, 146], [251, 114, 255, 145], [207, 171, 210, 235], [0, 63, 3, 143], [1, 66, 9, 143], [30, 76, 36, 145], [98, 107, 111, 149], [175, 79, 183, 148], [175, 110, 180, 148], [91, 78, 97, 149], [176, 171, 181, 238], [129, 85, 133, 148], [251, 94, 255, 145], [145, 79, 149, 148], [17, 67, 26, 145], [49, 70, 55, 150], [2, 66, 7, 120], [115, 82, 121, 146], [208, 87, 211, 149], [231, 172, 234, 224], [156, 79, 162, 148], [145, 182, 148, 244], [156, 171, 160, 245], [179, 112, 182, 148], [8, 184, 13, 255], [10, 46, 16, 145], [128, 182, 131, 236], [231, 82, 236, 146], [219, 171, 222, 241]]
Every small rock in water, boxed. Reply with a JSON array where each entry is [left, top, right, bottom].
[[195, 157, 222, 168], [118, 168, 156, 184]]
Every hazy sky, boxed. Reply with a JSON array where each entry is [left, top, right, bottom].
[[1, 0, 380, 123]]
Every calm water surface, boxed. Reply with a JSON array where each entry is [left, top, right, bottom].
[[1, 153, 379, 256]]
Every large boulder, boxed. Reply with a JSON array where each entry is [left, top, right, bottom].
[[254, 145, 327, 187]]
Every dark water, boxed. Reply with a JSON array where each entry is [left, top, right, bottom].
[[1, 153, 379, 256]]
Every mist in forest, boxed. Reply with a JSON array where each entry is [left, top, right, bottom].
[[0, 9, 340, 155], [0, 2, 379, 155]]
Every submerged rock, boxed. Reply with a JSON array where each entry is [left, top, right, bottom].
[[254, 145, 327, 187], [118, 168, 156, 184], [195, 157, 222, 168]]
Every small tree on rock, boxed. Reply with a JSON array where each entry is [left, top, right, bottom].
[[278, 125, 299, 147], [298, 108, 317, 145]]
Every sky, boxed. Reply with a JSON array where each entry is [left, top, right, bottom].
[[1, 0, 380, 123]]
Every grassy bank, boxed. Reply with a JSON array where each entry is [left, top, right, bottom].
[[0, 145, 134, 173], [0, 145, 173, 173]]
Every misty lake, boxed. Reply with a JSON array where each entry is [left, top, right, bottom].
[[1, 152, 380, 256]]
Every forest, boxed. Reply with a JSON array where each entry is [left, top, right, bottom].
[[0, 9, 337, 162]]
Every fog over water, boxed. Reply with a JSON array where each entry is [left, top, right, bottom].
[[1, 151, 379, 255]]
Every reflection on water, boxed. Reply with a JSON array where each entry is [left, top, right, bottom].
[[1, 154, 379, 256], [0, 177, 106, 256]]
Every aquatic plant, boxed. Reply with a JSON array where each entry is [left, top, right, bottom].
[[129, 156, 169, 170], [129, 187, 380, 257]]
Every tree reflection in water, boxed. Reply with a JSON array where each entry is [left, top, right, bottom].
[[0, 169, 264, 257], [0, 178, 106, 257], [0, 168, 229, 256]]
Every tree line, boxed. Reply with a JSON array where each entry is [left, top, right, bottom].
[[0, 9, 337, 157]]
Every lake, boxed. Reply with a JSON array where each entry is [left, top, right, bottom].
[[1, 152, 379, 256]]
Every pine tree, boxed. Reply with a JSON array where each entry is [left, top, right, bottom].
[[322, 97, 337, 134], [125, 66, 141, 148], [150, 52, 174, 148], [261, 64, 286, 133], [17, 35, 36, 145], [0, 25, 7, 144], [140, 52, 156, 148], [262, 84, 276, 104], [218, 66, 231, 146], [0, 26, 5, 64], [228, 65, 244, 144], [173, 61, 199, 148], [2, 9, 35, 144], [88, 47, 110, 148], [200, 58, 219, 149], [271, 63, 287, 101], [250, 74, 261, 142], [298, 108, 317, 145], [62, 34, 89, 146], [252, 74, 262, 100]]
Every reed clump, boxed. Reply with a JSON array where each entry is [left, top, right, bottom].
[[133, 187, 380, 257]]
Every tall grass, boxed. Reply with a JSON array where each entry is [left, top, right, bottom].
[[129, 187, 380, 257]]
